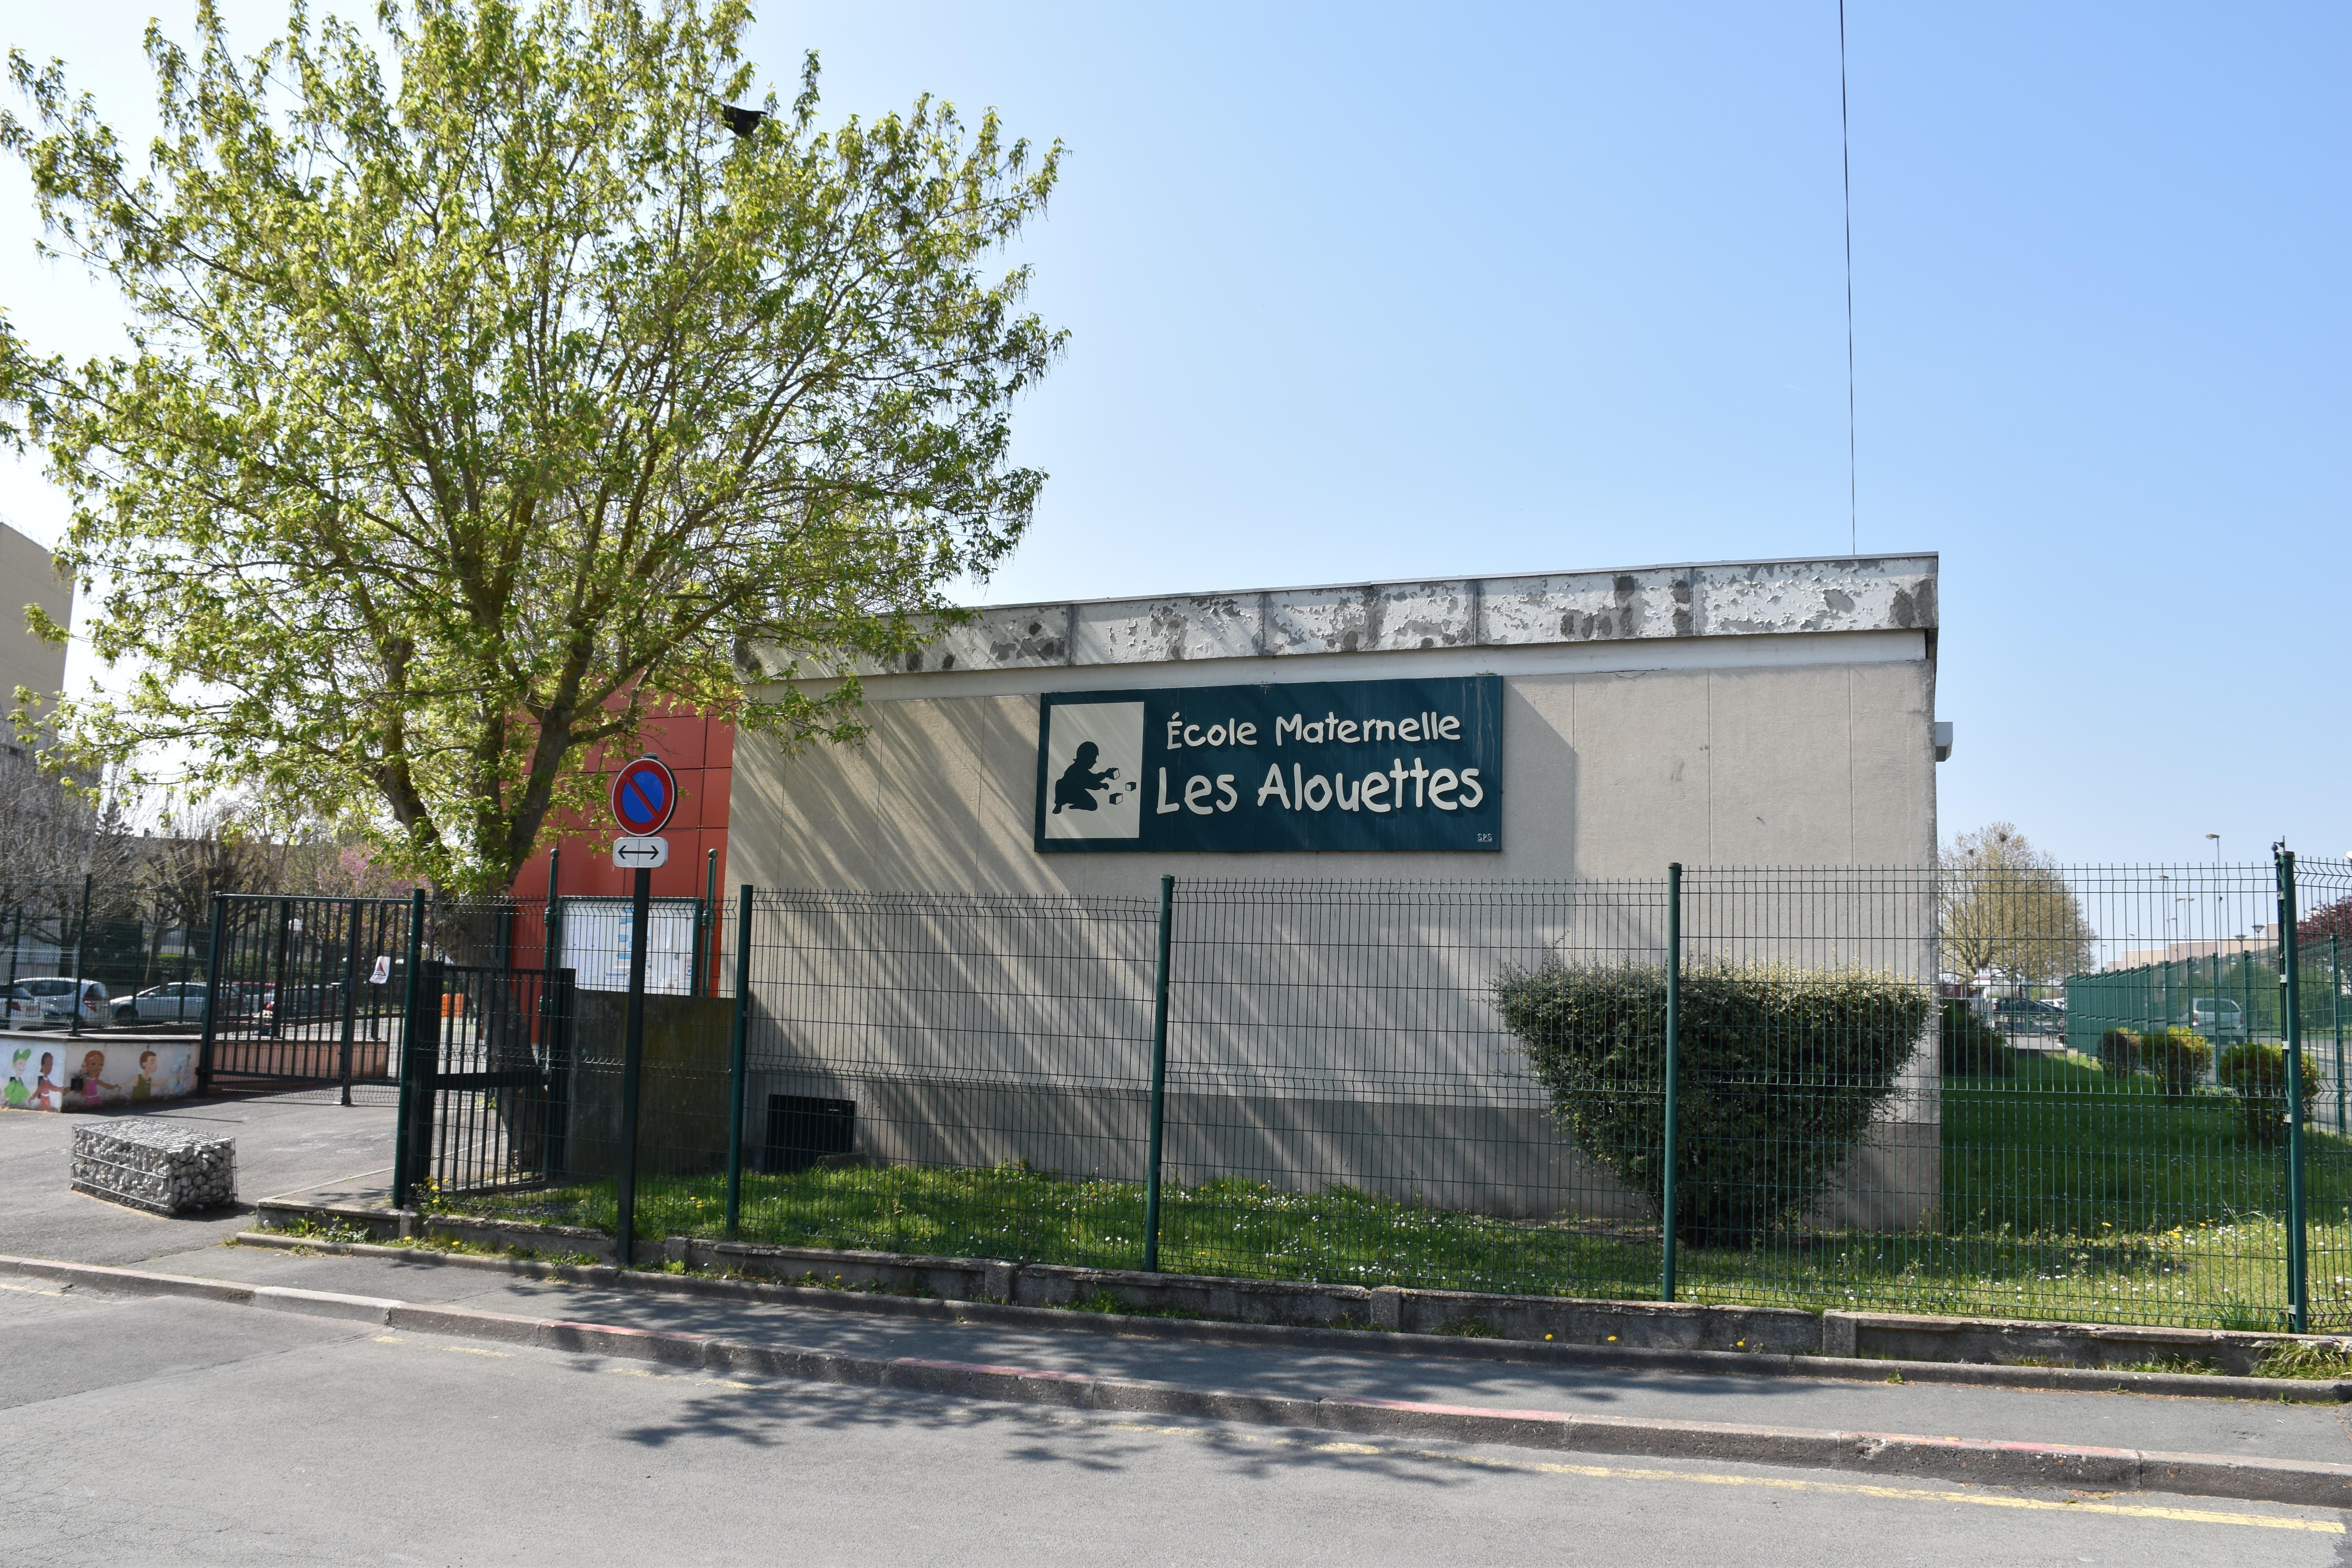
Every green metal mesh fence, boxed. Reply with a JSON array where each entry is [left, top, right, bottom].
[[420, 855, 2352, 1331], [1158, 879, 1668, 1296]]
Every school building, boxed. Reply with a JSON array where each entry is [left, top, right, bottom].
[[704, 554, 1949, 1228]]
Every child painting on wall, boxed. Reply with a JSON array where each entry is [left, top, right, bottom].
[[5, 1047, 28, 1109], [130, 1050, 159, 1102], [33, 1051, 58, 1111], [74, 1050, 116, 1111]]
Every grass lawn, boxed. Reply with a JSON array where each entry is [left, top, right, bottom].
[[437, 1050, 2352, 1330]]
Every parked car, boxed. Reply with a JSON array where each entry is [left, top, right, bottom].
[[1988, 997, 2066, 1038], [112, 982, 211, 1024], [5, 977, 108, 1028], [2191, 998, 2246, 1042]]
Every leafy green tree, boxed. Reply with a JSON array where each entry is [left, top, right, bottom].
[[0, 0, 1062, 891], [1939, 822, 2096, 985]]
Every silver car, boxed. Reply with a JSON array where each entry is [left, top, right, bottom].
[[7, 977, 109, 1028], [113, 982, 210, 1024]]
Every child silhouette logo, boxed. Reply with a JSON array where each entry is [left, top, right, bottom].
[[1040, 701, 1143, 841], [1052, 741, 1125, 815]]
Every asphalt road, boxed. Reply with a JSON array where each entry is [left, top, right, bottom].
[[4, 1277, 2348, 1568], [7, 1094, 2352, 1563]]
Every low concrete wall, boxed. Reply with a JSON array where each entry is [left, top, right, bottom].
[[247, 1203, 2323, 1378], [564, 994, 735, 1178]]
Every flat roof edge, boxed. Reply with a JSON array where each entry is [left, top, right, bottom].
[[964, 551, 1939, 617], [751, 552, 1939, 679]]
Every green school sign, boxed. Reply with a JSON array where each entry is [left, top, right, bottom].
[[1033, 675, 1502, 854]]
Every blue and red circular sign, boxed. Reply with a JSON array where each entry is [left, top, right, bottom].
[[610, 756, 678, 836]]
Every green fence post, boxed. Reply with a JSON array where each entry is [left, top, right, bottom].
[[2247, 933, 2259, 1040], [337, 904, 361, 1107], [69, 871, 90, 1037], [724, 883, 754, 1240], [196, 895, 225, 1095], [2279, 846, 2308, 1333], [2332, 936, 2343, 1135], [1143, 875, 1174, 1273], [1661, 862, 1682, 1304], [390, 887, 427, 1208], [700, 848, 719, 997]]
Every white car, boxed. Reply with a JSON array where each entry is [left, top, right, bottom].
[[6, 977, 109, 1028], [112, 982, 211, 1024], [2191, 998, 2246, 1042]]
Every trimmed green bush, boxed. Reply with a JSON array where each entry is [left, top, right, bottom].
[[2141, 1027, 2213, 1102], [2216, 1042, 2322, 1147], [1494, 960, 1928, 1245], [1938, 1000, 2015, 1078], [2097, 1027, 2142, 1078]]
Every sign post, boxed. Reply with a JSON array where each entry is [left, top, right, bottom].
[[608, 756, 677, 1267]]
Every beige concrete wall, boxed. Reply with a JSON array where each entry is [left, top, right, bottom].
[[722, 639, 1942, 1231], [0, 522, 70, 727], [730, 648, 1937, 896]]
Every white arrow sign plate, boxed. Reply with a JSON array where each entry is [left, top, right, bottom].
[[614, 835, 670, 868]]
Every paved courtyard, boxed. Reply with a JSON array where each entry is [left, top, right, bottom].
[[0, 1087, 396, 1267]]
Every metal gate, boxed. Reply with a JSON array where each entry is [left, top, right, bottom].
[[396, 960, 575, 1198], [197, 894, 417, 1099]]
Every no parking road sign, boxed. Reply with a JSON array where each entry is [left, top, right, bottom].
[[610, 756, 678, 837]]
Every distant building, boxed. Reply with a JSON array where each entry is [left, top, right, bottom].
[[510, 710, 732, 904], [0, 521, 72, 752], [508, 708, 733, 995]]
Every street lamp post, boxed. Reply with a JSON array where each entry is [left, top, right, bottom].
[[2206, 833, 2226, 952]]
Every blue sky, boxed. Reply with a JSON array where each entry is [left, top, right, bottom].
[[2, 2, 2344, 866]]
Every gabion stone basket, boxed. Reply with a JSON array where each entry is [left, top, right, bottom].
[[70, 1120, 237, 1215]]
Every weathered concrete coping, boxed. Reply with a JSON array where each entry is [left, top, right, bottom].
[[253, 1201, 2341, 1389], [747, 554, 1938, 679]]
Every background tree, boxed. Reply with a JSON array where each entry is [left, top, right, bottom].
[[1940, 822, 2097, 986], [0, 0, 1062, 892], [139, 792, 296, 975], [0, 747, 142, 964], [2299, 895, 2352, 951]]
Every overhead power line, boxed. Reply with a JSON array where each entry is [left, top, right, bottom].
[[1839, 0, 1857, 556]]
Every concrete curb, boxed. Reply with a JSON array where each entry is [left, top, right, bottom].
[[251, 1197, 2352, 1378], [227, 1229, 2352, 1406], [8, 1250, 2348, 1509]]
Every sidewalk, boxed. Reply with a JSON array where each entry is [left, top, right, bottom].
[[0, 1091, 396, 1266], [132, 1238, 2352, 1468]]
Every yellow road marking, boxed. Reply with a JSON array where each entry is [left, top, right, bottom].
[[0, 1279, 73, 1298], [1086, 1419, 2343, 1535], [441, 1345, 512, 1358]]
